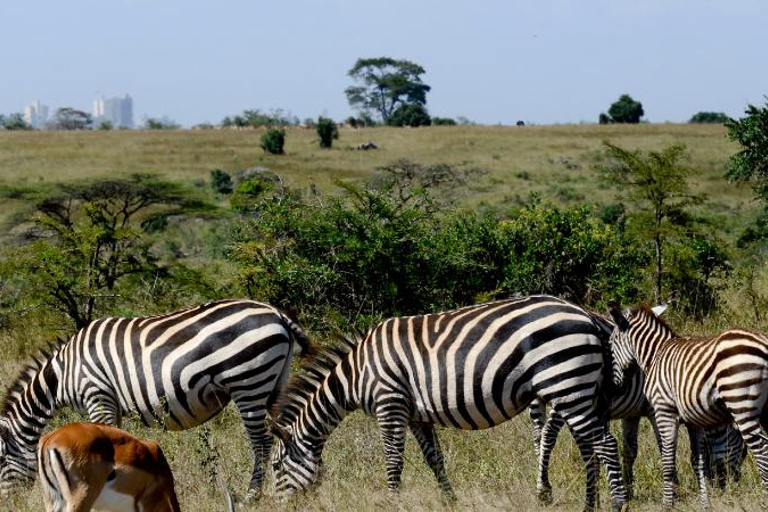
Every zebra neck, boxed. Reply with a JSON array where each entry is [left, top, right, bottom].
[[4, 354, 62, 454], [296, 367, 355, 451]]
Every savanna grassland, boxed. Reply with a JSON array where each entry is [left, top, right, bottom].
[[0, 124, 766, 511]]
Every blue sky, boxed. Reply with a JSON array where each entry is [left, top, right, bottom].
[[1, 0, 766, 126]]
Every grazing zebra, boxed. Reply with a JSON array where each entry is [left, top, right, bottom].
[[608, 305, 768, 508], [0, 299, 312, 500], [268, 295, 628, 511], [529, 309, 746, 499]]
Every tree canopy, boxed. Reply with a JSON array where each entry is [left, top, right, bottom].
[[726, 98, 768, 204], [600, 94, 644, 124], [345, 57, 431, 122]]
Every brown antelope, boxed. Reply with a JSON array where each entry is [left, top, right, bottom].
[[37, 422, 234, 512]]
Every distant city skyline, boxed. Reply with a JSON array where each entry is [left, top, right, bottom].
[[1, 1, 767, 127], [93, 94, 134, 129]]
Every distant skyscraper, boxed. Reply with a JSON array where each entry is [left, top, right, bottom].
[[93, 94, 134, 129], [23, 100, 49, 129]]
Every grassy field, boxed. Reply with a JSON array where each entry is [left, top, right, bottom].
[[0, 124, 765, 511], [0, 124, 756, 235]]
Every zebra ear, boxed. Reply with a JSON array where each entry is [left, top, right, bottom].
[[651, 304, 668, 317], [265, 416, 291, 442], [609, 306, 630, 331]]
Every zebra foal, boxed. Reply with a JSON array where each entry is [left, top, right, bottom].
[[609, 305, 768, 508], [0, 299, 312, 500], [529, 309, 745, 501], [268, 295, 628, 511]]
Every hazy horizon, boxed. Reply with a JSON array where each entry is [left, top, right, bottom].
[[2, 0, 767, 127]]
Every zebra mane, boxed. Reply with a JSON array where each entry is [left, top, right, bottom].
[[1, 340, 64, 417], [633, 305, 676, 336], [270, 334, 358, 426]]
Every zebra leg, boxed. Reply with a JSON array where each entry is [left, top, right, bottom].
[[647, 412, 679, 486], [620, 417, 640, 496], [562, 412, 626, 512], [232, 394, 271, 501], [376, 399, 410, 493], [536, 409, 566, 505], [84, 389, 121, 426], [593, 428, 627, 511], [731, 411, 768, 500], [654, 410, 680, 508], [529, 398, 546, 458], [687, 425, 710, 509], [409, 422, 455, 500]]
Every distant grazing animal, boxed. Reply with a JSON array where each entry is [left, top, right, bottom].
[[0, 299, 312, 501], [608, 305, 768, 508], [268, 295, 628, 511]]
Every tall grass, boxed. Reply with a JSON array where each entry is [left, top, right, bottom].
[[0, 124, 764, 511]]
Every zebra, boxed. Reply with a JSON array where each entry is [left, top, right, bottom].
[[267, 295, 628, 511], [0, 299, 312, 500], [608, 304, 768, 508], [529, 309, 746, 500]]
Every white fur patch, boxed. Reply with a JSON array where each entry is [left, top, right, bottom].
[[92, 485, 135, 512]]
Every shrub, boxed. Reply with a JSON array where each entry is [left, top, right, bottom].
[[230, 179, 272, 213], [432, 117, 457, 126], [260, 128, 285, 154], [210, 169, 233, 194], [387, 104, 432, 127], [500, 200, 647, 306], [689, 111, 730, 124], [316, 117, 339, 148]]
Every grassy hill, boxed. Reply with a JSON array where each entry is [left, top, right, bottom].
[[0, 124, 755, 231], [0, 124, 764, 511]]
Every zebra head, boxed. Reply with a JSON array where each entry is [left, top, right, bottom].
[[608, 304, 671, 389], [607, 307, 640, 390], [0, 418, 35, 497], [267, 418, 322, 498]]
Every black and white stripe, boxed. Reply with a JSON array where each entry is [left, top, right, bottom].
[[609, 305, 767, 508], [268, 295, 627, 510], [529, 312, 745, 499], [0, 299, 312, 499]]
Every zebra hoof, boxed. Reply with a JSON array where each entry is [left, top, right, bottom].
[[243, 488, 262, 503], [536, 485, 553, 505]]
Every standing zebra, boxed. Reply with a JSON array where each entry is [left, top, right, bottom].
[[608, 305, 768, 508], [529, 309, 746, 500], [268, 295, 628, 511], [0, 299, 312, 500]]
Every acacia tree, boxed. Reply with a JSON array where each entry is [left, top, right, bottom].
[[597, 142, 702, 303], [52, 107, 92, 130], [0, 175, 209, 328], [345, 57, 431, 123]]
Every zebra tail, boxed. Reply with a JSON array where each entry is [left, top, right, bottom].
[[278, 310, 315, 358]]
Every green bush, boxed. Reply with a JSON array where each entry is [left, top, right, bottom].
[[260, 128, 285, 154], [500, 200, 647, 306], [316, 117, 339, 148], [210, 169, 233, 194], [230, 179, 272, 213], [432, 117, 457, 126], [387, 104, 432, 127], [689, 111, 730, 124]]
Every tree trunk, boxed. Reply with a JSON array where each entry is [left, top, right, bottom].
[[654, 233, 662, 304]]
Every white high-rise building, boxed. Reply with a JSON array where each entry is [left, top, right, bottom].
[[23, 100, 49, 129], [93, 94, 134, 129]]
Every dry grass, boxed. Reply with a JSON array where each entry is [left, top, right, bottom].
[[0, 124, 764, 510], [0, 324, 764, 512], [0, 124, 754, 231]]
